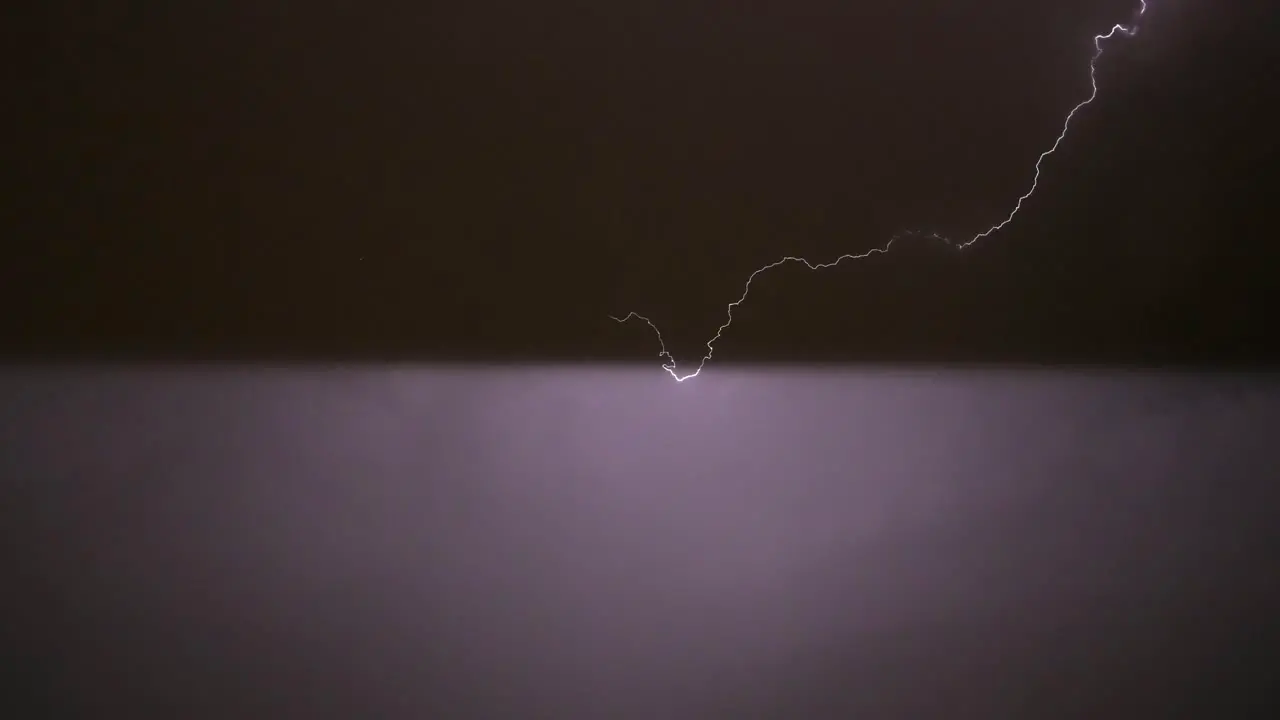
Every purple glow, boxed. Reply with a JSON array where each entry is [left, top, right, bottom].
[[4, 366, 1276, 715]]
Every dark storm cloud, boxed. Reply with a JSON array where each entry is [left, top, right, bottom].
[[4, 368, 1277, 716]]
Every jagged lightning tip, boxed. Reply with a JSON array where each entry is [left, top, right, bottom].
[[613, 1, 1149, 382]]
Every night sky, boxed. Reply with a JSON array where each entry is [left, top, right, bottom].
[[6, 2, 1280, 717], [7, 0, 1275, 365]]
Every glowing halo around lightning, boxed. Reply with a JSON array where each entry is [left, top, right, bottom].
[[612, 0, 1150, 382]]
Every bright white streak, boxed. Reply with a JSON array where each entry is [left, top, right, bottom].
[[613, 1, 1149, 382]]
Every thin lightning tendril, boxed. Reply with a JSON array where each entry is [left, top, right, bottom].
[[612, 1, 1149, 382]]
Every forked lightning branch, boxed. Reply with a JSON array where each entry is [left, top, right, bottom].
[[612, 1, 1150, 382]]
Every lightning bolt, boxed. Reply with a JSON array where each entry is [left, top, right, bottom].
[[613, 1, 1150, 382]]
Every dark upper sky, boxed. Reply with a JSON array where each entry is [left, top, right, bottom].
[[7, 1, 1276, 365]]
